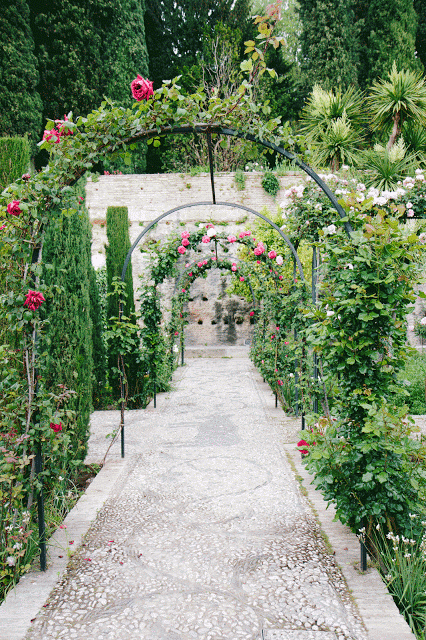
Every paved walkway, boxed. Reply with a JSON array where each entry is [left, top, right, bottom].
[[1, 355, 416, 640]]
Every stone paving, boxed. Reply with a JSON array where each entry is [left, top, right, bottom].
[[23, 357, 369, 640]]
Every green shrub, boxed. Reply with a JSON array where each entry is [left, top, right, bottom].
[[261, 171, 280, 196], [234, 168, 246, 190], [399, 351, 426, 414], [0, 136, 30, 191]]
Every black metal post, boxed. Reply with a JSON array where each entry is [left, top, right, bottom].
[[360, 535, 368, 572], [312, 244, 319, 414], [153, 381, 157, 408], [181, 343, 184, 366], [301, 413, 305, 431], [118, 298, 125, 459], [275, 392, 278, 408], [35, 440, 46, 571]]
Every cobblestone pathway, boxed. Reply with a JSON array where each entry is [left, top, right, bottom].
[[25, 357, 367, 640]]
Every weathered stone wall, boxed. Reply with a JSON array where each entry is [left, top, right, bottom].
[[86, 172, 301, 346], [85, 172, 424, 348]]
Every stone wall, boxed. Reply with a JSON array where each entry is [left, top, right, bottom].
[[86, 172, 302, 346], [85, 171, 423, 348]]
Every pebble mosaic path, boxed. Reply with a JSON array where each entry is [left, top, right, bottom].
[[24, 357, 367, 640]]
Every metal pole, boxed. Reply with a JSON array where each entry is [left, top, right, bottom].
[[153, 381, 156, 408], [35, 440, 46, 571], [118, 299, 125, 459], [312, 245, 319, 414], [275, 392, 278, 408]]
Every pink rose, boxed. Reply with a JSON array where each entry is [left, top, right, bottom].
[[197, 261, 203, 267], [407, 209, 414, 217], [279, 275, 283, 280], [231, 263, 237, 272], [202, 235, 210, 243], [182, 238, 190, 246], [202, 259, 208, 265], [227, 235, 236, 243], [278, 380, 283, 386], [244, 230, 251, 236], [240, 276, 245, 282], [256, 261, 261, 264], [178, 246, 186, 254], [188, 272, 193, 276], [239, 232, 245, 238], [249, 311, 254, 317], [43, 129, 60, 143], [131, 75, 154, 101], [254, 242, 265, 256], [182, 288, 186, 293], [174, 331, 179, 336], [56, 115, 73, 136], [50, 422, 62, 433], [7, 200, 22, 216], [268, 250, 277, 259], [181, 231, 190, 239], [24, 289, 45, 310]]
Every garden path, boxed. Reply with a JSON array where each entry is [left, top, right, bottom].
[[20, 356, 385, 640]]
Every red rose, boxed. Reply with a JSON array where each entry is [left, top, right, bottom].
[[24, 289, 46, 310], [131, 75, 154, 101], [50, 422, 62, 433], [7, 201, 22, 216], [43, 129, 60, 143], [297, 439, 309, 455]]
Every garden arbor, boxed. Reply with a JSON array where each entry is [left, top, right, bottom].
[[3, 73, 424, 581]]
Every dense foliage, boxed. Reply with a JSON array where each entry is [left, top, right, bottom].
[[0, 0, 43, 153]]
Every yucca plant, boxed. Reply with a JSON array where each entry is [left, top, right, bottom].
[[360, 139, 416, 190], [403, 121, 426, 166], [310, 113, 363, 171], [368, 62, 426, 151], [300, 84, 366, 137]]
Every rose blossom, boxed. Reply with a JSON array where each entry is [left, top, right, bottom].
[[202, 235, 210, 243], [7, 201, 22, 216], [407, 209, 414, 217], [227, 235, 236, 243], [181, 238, 190, 246], [22, 173, 31, 181], [24, 290, 45, 310], [131, 75, 154, 101], [254, 242, 265, 256], [43, 128, 61, 143], [197, 261, 203, 267], [240, 276, 245, 282], [249, 311, 254, 316], [268, 250, 277, 260], [231, 263, 237, 272], [50, 422, 62, 433], [178, 246, 186, 254], [181, 231, 190, 239], [207, 227, 216, 237]]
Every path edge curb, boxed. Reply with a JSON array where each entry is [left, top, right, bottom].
[[0, 458, 127, 640]]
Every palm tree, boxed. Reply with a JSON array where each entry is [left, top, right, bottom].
[[368, 62, 426, 151]]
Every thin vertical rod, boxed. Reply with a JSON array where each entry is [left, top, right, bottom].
[[153, 381, 157, 408], [119, 300, 125, 458], [206, 131, 216, 204], [312, 245, 319, 414]]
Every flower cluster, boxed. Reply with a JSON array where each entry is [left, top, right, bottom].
[[23, 290, 46, 311]]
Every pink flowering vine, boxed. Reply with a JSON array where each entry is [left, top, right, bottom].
[[131, 75, 154, 101], [24, 290, 46, 310]]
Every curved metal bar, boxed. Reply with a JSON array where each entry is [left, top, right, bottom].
[[119, 124, 353, 238], [121, 201, 304, 285]]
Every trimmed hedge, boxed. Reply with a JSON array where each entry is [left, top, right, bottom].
[[0, 136, 30, 191]]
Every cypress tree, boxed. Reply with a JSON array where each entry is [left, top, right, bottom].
[[41, 202, 94, 463], [0, 0, 43, 153], [144, 0, 250, 88], [0, 136, 30, 191], [355, 0, 420, 88], [414, 0, 426, 72], [106, 206, 142, 405], [298, 0, 359, 91], [89, 265, 107, 409]]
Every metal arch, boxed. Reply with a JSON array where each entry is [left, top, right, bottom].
[[119, 123, 354, 238], [121, 201, 305, 285]]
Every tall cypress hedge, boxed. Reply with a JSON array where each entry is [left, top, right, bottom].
[[0, 0, 43, 153], [106, 206, 143, 405], [0, 136, 30, 191], [41, 203, 94, 463]]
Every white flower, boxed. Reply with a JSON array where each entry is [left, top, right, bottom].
[[173, 344, 179, 353], [326, 310, 334, 317], [341, 164, 349, 171], [58, 475, 64, 482], [356, 183, 366, 192], [407, 209, 415, 217], [207, 227, 216, 237], [420, 318, 426, 325], [6, 556, 16, 567], [325, 224, 337, 235], [406, 202, 413, 209], [13, 543, 22, 550], [416, 168, 424, 174], [314, 203, 322, 210], [345, 263, 354, 270], [276, 255, 284, 266]]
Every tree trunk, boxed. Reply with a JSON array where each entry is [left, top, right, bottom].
[[386, 111, 401, 150]]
